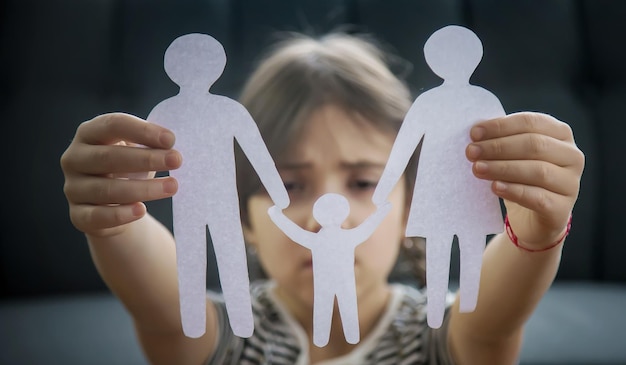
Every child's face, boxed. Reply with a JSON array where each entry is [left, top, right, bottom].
[[244, 104, 407, 310]]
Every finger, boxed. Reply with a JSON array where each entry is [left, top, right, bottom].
[[491, 181, 572, 219], [76, 113, 175, 148], [66, 176, 178, 205], [473, 160, 580, 197], [70, 202, 146, 232], [467, 133, 581, 167], [64, 144, 181, 175], [471, 112, 574, 143]]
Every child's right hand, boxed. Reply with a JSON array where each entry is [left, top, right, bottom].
[[60, 113, 182, 238]]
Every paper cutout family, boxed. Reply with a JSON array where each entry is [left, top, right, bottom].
[[145, 25, 505, 345]]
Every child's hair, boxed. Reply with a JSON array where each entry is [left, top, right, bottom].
[[235, 32, 426, 286]]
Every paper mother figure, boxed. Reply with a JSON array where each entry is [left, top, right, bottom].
[[147, 33, 289, 338], [372, 25, 506, 328]]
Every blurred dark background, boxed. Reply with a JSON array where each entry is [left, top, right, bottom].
[[1, 0, 625, 364], [2, 0, 624, 298]]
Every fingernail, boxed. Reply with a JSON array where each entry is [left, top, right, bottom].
[[159, 132, 175, 147], [475, 161, 488, 173], [163, 179, 177, 194], [165, 151, 180, 168], [132, 203, 146, 217], [471, 126, 486, 141], [467, 144, 481, 160], [494, 181, 507, 192]]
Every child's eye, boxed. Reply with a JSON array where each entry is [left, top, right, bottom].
[[350, 179, 378, 191], [284, 181, 305, 193]]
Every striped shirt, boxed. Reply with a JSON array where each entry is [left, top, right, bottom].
[[207, 281, 455, 365]]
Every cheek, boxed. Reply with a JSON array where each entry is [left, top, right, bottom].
[[245, 196, 273, 245], [374, 210, 404, 251], [357, 202, 406, 274], [357, 181, 407, 272], [246, 196, 309, 277], [382, 180, 408, 241]]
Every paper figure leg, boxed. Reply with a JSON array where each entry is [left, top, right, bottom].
[[174, 215, 208, 338], [209, 205, 254, 338], [313, 287, 335, 347], [458, 234, 486, 313], [425, 234, 454, 328], [336, 278, 360, 344]]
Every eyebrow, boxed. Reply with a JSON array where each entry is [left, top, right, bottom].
[[277, 161, 387, 171], [277, 162, 311, 170], [340, 161, 386, 170]]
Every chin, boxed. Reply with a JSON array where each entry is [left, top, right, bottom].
[[275, 277, 314, 304]]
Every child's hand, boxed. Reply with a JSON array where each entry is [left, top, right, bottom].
[[60, 113, 182, 237], [466, 112, 585, 250]]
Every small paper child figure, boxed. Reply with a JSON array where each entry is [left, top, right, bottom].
[[372, 25, 505, 328], [268, 194, 391, 347], [148, 33, 289, 338]]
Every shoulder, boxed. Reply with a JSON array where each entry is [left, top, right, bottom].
[[468, 85, 506, 112], [215, 96, 250, 116], [147, 97, 178, 122]]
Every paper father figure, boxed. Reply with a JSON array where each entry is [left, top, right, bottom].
[[268, 194, 391, 347], [373, 25, 505, 328], [147, 33, 289, 338]]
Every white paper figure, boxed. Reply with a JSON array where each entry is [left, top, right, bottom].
[[372, 25, 505, 328], [268, 194, 391, 347], [148, 33, 289, 338]]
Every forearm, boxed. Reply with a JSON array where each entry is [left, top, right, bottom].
[[62, 114, 217, 363], [449, 233, 562, 362], [449, 113, 584, 364], [87, 213, 182, 333]]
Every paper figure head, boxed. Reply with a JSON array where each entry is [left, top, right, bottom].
[[164, 33, 226, 89], [313, 193, 350, 227], [424, 25, 483, 83]]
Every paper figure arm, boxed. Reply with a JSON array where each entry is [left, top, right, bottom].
[[348, 201, 392, 245], [234, 105, 290, 209], [372, 102, 426, 205], [267, 206, 315, 248]]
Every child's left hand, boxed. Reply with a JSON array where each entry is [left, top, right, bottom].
[[466, 112, 585, 250]]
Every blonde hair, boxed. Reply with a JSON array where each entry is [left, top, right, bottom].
[[236, 32, 425, 286]]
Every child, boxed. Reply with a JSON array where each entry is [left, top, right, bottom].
[[60, 32, 585, 364]]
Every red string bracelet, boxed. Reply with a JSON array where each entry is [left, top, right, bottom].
[[504, 214, 572, 252]]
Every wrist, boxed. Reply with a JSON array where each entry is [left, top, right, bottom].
[[504, 214, 572, 253], [85, 213, 153, 242]]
